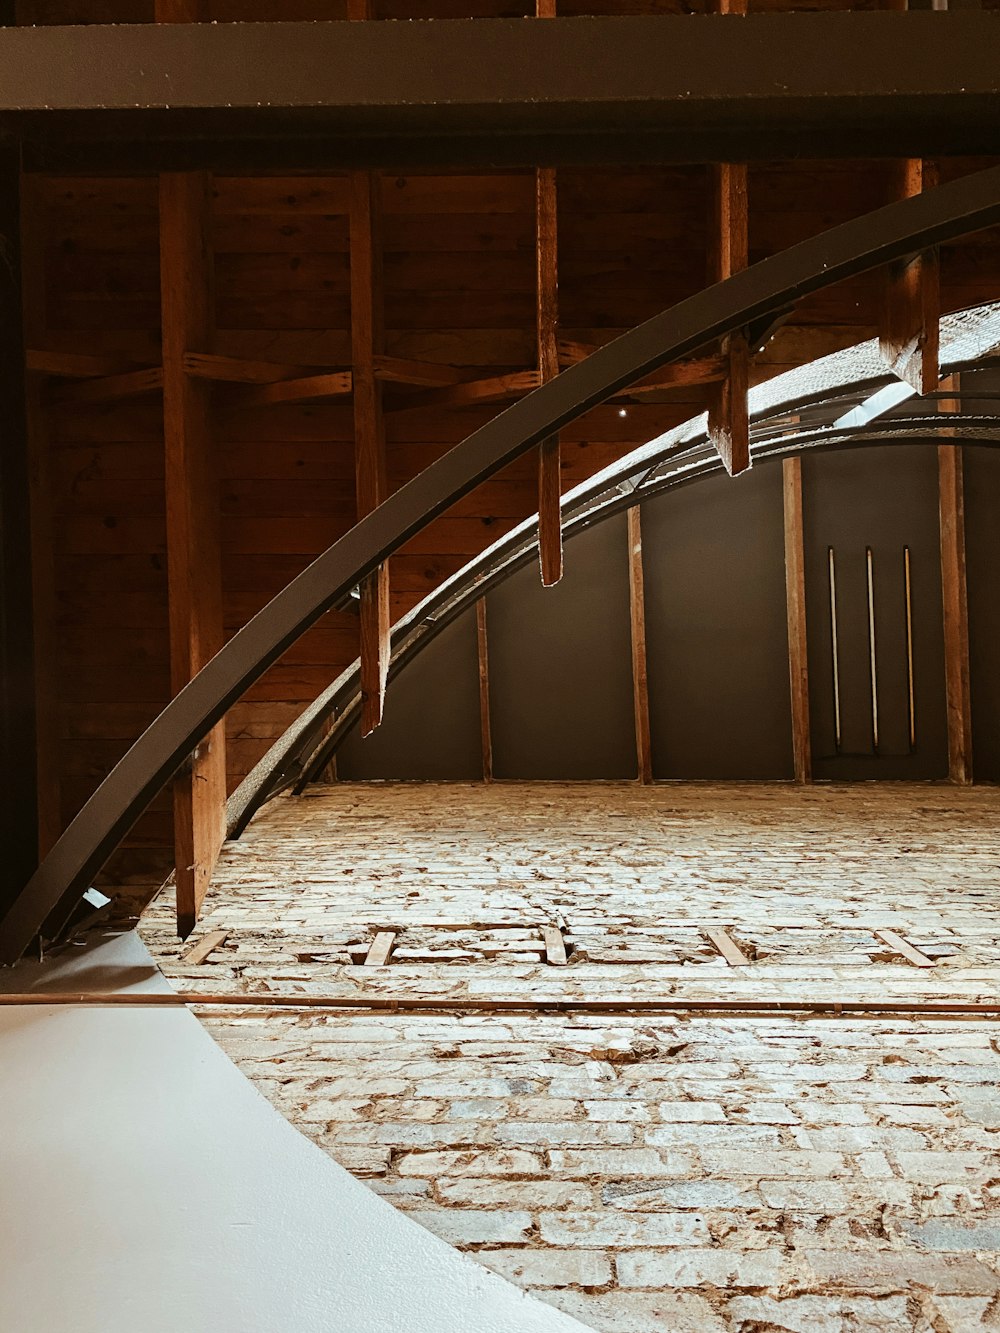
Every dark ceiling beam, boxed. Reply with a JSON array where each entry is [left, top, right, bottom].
[[5, 15, 1000, 169]]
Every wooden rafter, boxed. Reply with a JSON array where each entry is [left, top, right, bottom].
[[237, 371, 353, 407], [27, 349, 155, 378], [51, 366, 164, 406], [938, 373, 972, 785], [880, 158, 940, 395], [782, 454, 811, 783], [183, 352, 331, 384], [535, 0, 562, 586], [390, 370, 540, 412], [626, 507, 653, 785], [372, 354, 467, 387], [160, 166, 226, 939]]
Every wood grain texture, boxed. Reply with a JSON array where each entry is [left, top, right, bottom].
[[350, 166, 391, 737], [536, 158, 562, 586], [880, 158, 940, 395], [160, 169, 226, 937], [782, 454, 811, 784], [707, 159, 751, 476], [626, 506, 652, 785], [476, 597, 493, 783], [938, 379, 972, 785]]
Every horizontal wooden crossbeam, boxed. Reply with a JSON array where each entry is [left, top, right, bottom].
[[51, 366, 164, 405], [238, 371, 354, 406], [183, 352, 333, 384]]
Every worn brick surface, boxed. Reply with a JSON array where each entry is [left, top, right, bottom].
[[142, 783, 1000, 1331]]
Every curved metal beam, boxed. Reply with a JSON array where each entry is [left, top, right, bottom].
[[5, 165, 1000, 963], [239, 416, 1000, 818], [229, 305, 1000, 823]]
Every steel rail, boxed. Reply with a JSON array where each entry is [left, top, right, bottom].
[[5, 166, 1000, 964], [0, 991, 998, 1018]]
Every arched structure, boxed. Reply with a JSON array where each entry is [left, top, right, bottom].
[[228, 304, 1000, 825], [4, 166, 1000, 963]]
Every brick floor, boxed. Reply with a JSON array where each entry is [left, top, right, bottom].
[[142, 783, 1000, 1332]]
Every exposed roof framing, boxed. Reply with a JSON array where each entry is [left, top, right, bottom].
[[6, 15, 1000, 170], [4, 168, 1000, 963]]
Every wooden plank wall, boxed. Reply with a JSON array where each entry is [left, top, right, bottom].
[[17, 0, 1000, 901]]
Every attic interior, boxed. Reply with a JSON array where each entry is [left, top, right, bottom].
[[3, 5, 1000, 1332]]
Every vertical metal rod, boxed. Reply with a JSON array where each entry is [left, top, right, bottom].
[[866, 545, 879, 752], [903, 545, 916, 751], [828, 546, 842, 752]]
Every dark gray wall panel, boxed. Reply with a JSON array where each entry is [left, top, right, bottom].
[[962, 443, 1000, 782], [643, 462, 793, 779], [803, 444, 947, 780], [337, 608, 482, 780], [487, 512, 637, 779]]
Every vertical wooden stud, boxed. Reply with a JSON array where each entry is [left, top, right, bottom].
[[627, 507, 653, 785], [21, 178, 61, 859], [783, 455, 812, 783], [476, 598, 493, 783], [160, 169, 226, 938], [707, 0, 750, 477], [348, 0, 391, 735], [536, 0, 562, 586], [881, 158, 940, 394], [938, 374, 972, 784]]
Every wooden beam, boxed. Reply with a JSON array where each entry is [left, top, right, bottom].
[[180, 927, 229, 966], [0, 135, 38, 912], [183, 351, 330, 384], [938, 374, 972, 784], [707, 155, 751, 476], [783, 454, 812, 783], [626, 506, 653, 785], [27, 349, 155, 378], [390, 370, 539, 412], [21, 183, 61, 863], [875, 928, 935, 968], [364, 930, 396, 967], [160, 169, 226, 940], [881, 158, 940, 395], [236, 370, 353, 407], [350, 164, 391, 737], [476, 597, 493, 783], [372, 354, 467, 387], [51, 366, 164, 406], [560, 339, 726, 390], [543, 925, 567, 966], [704, 927, 752, 967], [537, 158, 562, 586]]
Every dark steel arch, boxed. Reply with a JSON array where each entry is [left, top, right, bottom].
[[230, 389, 1000, 821], [228, 312, 1000, 824], [5, 165, 1000, 963]]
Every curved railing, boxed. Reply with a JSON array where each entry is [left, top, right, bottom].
[[5, 164, 1000, 963], [226, 305, 1000, 826]]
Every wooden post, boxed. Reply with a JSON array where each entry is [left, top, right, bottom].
[[21, 177, 61, 860], [627, 507, 653, 784], [880, 158, 940, 394], [0, 129, 38, 913], [476, 598, 493, 783], [536, 0, 562, 586], [707, 0, 750, 477], [160, 169, 226, 938], [938, 375, 972, 784], [348, 0, 391, 735], [783, 455, 811, 783]]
